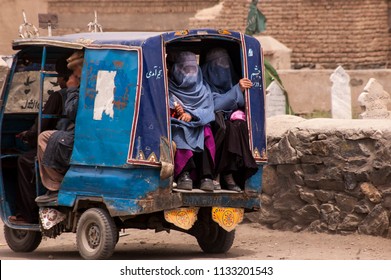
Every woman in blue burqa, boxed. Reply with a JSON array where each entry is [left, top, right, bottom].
[[201, 47, 258, 192], [168, 51, 216, 191]]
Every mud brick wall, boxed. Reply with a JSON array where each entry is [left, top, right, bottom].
[[189, 0, 251, 31], [6, 1, 390, 68], [46, 0, 391, 69], [48, 0, 219, 14], [48, 0, 219, 32], [190, 0, 391, 70], [260, 0, 391, 69]]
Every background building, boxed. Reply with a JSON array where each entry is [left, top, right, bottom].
[[190, 0, 391, 70], [1, 0, 391, 70]]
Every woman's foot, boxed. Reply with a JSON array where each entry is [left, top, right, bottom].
[[8, 214, 30, 225], [200, 178, 214, 191], [213, 180, 221, 190], [223, 174, 241, 192], [226, 184, 241, 192], [176, 171, 193, 190], [213, 174, 221, 190], [35, 190, 58, 203]]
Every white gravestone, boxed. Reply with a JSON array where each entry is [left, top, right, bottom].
[[266, 80, 286, 118], [357, 78, 391, 119], [330, 66, 352, 119]]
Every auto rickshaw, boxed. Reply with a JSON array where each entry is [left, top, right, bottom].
[[0, 29, 267, 259]]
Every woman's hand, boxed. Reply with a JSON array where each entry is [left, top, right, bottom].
[[239, 78, 253, 92], [16, 130, 27, 139], [178, 112, 192, 122], [174, 102, 185, 116]]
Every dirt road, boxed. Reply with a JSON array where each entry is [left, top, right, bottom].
[[1, 221, 391, 260]]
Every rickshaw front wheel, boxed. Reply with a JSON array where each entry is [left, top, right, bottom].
[[76, 208, 117, 260], [4, 225, 42, 252]]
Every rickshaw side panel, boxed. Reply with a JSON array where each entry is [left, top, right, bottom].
[[59, 166, 179, 216], [243, 34, 267, 164], [71, 48, 141, 166], [128, 35, 171, 165]]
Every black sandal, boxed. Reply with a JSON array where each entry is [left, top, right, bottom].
[[8, 214, 29, 224], [223, 174, 241, 192]]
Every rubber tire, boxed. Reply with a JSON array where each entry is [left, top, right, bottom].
[[76, 208, 117, 260], [196, 220, 236, 254], [3, 225, 42, 253], [115, 229, 120, 244]]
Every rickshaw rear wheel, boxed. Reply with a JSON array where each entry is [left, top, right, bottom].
[[76, 208, 117, 260], [194, 208, 235, 253], [3, 225, 42, 252], [196, 223, 235, 253]]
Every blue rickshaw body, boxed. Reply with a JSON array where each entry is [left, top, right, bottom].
[[0, 29, 267, 230]]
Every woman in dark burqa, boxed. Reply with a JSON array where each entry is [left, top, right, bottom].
[[168, 51, 216, 191], [201, 47, 258, 192]]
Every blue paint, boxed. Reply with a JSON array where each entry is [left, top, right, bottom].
[[129, 35, 168, 163], [246, 167, 264, 193], [2, 29, 268, 223], [244, 35, 267, 161], [72, 49, 139, 166], [61, 165, 164, 199]]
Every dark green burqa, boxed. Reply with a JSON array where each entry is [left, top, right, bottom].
[[245, 0, 267, 35]]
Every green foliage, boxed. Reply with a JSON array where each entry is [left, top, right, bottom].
[[299, 110, 332, 119]]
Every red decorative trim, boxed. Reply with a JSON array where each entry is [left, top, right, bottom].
[[161, 37, 174, 163], [257, 45, 267, 163], [241, 34, 254, 155], [127, 48, 143, 164]]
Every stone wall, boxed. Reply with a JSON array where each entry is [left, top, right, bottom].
[[252, 115, 391, 238]]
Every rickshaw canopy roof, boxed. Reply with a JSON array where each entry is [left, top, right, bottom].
[[12, 30, 244, 50]]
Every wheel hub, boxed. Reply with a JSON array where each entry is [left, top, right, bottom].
[[87, 224, 100, 248], [15, 230, 28, 240]]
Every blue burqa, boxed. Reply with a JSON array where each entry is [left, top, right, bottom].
[[169, 51, 215, 152], [201, 48, 244, 114]]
